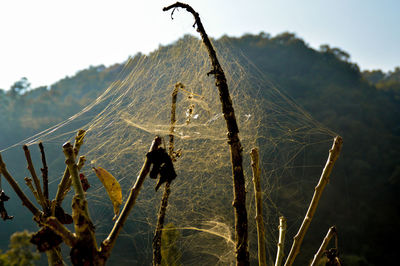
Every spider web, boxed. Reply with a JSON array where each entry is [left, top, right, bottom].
[[0, 35, 336, 265]]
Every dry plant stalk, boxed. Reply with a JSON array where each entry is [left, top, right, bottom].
[[250, 148, 267, 266], [275, 216, 287, 266], [153, 83, 181, 266], [284, 136, 343, 266], [310, 226, 337, 266], [163, 3, 249, 264]]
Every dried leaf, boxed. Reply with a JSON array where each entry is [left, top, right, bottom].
[[92, 167, 122, 220]]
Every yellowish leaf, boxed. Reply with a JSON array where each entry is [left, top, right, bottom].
[[92, 167, 122, 220]]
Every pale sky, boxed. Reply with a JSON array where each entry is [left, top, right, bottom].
[[0, 0, 399, 90]]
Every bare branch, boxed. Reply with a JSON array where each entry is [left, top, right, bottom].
[[310, 226, 337, 266], [250, 148, 267, 266], [275, 216, 287, 266], [0, 153, 42, 217], [163, 3, 249, 264], [45, 216, 78, 247], [53, 130, 86, 210], [39, 142, 49, 200], [23, 145, 48, 210], [284, 136, 343, 266], [153, 84, 181, 265], [100, 136, 162, 259], [24, 177, 41, 205]]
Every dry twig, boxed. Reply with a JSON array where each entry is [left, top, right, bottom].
[[250, 148, 267, 266], [163, 3, 249, 264], [284, 136, 343, 266]]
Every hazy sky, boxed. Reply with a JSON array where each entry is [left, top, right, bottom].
[[0, 0, 399, 90]]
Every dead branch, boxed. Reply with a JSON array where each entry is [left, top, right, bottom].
[[24, 177, 41, 205], [100, 136, 162, 259], [53, 130, 86, 212], [250, 148, 267, 266], [284, 136, 343, 266], [23, 145, 48, 211], [63, 141, 98, 265], [163, 3, 249, 264], [39, 142, 49, 200], [0, 153, 42, 217], [275, 216, 287, 266], [310, 226, 337, 266], [45, 216, 78, 247], [153, 83, 182, 266]]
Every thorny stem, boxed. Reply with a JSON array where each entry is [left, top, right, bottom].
[[0, 153, 42, 217], [275, 216, 287, 266], [310, 226, 337, 266], [163, 3, 249, 265], [250, 148, 267, 266], [100, 136, 162, 259], [284, 136, 343, 266], [153, 84, 181, 266], [39, 142, 49, 200], [23, 145, 48, 211]]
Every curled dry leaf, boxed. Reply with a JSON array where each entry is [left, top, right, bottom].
[[92, 167, 122, 220]]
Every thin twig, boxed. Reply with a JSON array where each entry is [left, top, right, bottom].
[[153, 84, 181, 265], [284, 136, 343, 266], [39, 142, 49, 200], [24, 177, 41, 205], [23, 145, 48, 210], [153, 182, 171, 266], [250, 148, 267, 266], [310, 226, 337, 266], [163, 3, 249, 264], [100, 136, 162, 259], [275, 216, 287, 266], [0, 153, 42, 217]]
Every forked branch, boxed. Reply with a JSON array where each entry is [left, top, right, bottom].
[[284, 136, 343, 266], [53, 130, 86, 212], [163, 3, 249, 264], [23, 145, 48, 211]]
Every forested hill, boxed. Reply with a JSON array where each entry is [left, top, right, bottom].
[[1, 32, 400, 264]]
